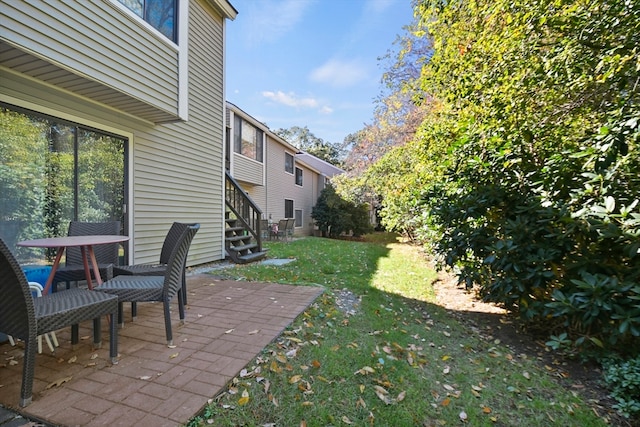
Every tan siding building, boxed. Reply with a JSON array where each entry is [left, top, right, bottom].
[[226, 102, 344, 237], [1, 0, 237, 267]]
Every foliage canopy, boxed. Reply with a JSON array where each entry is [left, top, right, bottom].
[[347, 0, 640, 357]]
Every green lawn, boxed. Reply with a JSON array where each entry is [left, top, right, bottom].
[[187, 234, 609, 426]]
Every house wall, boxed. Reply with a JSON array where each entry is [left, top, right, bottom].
[[245, 134, 320, 236], [233, 154, 264, 185], [0, 0, 229, 266], [1, 0, 181, 120]]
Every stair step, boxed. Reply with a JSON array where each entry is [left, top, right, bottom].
[[227, 243, 258, 253], [226, 235, 252, 243], [225, 226, 245, 234], [237, 251, 268, 264]]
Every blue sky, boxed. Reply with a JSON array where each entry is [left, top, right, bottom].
[[226, 0, 414, 145]]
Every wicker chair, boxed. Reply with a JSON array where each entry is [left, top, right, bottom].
[[260, 219, 270, 240], [0, 238, 118, 407], [52, 221, 121, 292], [98, 223, 199, 346], [275, 219, 288, 241], [112, 222, 196, 316], [285, 218, 295, 241]]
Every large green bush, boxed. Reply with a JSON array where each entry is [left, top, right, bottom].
[[366, 0, 640, 354], [311, 184, 373, 238]]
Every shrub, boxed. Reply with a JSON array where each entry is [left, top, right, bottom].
[[312, 184, 373, 238], [603, 356, 640, 418]]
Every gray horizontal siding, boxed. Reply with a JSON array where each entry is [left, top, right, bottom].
[[233, 154, 265, 185], [1, 0, 180, 117]]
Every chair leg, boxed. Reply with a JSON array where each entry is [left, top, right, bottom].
[[131, 302, 137, 321], [71, 324, 79, 348], [163, 300, 173, 347], [50, 331, 59, 348], [181, 270, 187, 305], [20, 338, 37, 407], [109, 310, 118, 364], [178, 288, 186, 324], [118, 302, 124, 327], [93, 317, 102, 349], [43, 333, 57, 353]]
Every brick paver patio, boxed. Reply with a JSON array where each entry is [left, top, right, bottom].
[[0, 275, 323, 426]]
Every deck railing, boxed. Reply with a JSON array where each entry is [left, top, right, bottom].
[[225, 171, 263, 251]]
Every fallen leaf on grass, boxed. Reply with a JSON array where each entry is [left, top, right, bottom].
[[356, 397, 367, 408], [289, 375, 302, 384], [396, 390, 406, 402], [341, 416, 353, 424], [374, 385, 391, 404], [268, 393, 278, 407], [354, 366, 375, 375], [459, 411, 468, 422], [238, 389, 250, 406]]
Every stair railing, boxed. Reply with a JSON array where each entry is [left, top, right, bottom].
[[225, 171, 263, 251]]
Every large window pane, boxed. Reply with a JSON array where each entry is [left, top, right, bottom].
[[0, 106, 126, 264], [77, 129, 125, 224], [233, 117, 263, 163], [118, 0, 177, 42]]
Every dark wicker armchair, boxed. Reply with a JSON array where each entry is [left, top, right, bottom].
[[52, 221, 121, 292], [112, 222, 197, 316], [0, 238, 118, 407], [98, 223, 199, 346]]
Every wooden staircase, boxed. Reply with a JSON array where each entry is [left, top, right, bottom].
[[225, 172, 268, 264]]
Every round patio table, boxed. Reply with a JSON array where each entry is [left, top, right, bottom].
[[17, 235, 129, 294]]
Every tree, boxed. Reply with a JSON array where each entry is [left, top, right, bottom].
[[409, 0, 640, 352], [274, 126, 344, 166], [311, 184, 372, 238]]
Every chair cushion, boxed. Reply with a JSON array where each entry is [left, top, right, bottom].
[[113, 264, 166, 276], [34, 288, 118, 335], [98, 276, 165, 302]]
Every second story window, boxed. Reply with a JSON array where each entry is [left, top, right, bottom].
[[285, 152, 294, 174], [118, 0, 177, 42], [295, 167, 303, 186], [233, 116, 264, 162]]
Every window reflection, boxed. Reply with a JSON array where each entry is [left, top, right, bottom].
[[0, 106, 126, 263], [118, 0, 177, 42]]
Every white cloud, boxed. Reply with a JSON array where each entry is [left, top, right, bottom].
[[261, 91, 333, 116], [243, 0, 314, 45], [309, 59, 368, 88], [262, 91, 318, 108], [367, 0, 395, 14]]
